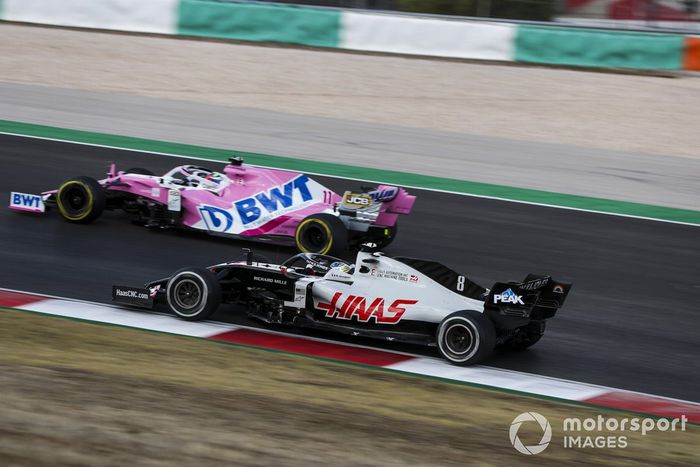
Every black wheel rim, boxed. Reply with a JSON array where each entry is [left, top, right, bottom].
[[173, 279, 201, 310], [445, 324, 474, 355], [301, 223, 328, 250], [61, 186, 87, 215]]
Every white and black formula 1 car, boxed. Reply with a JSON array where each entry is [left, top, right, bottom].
[[113, 249, 572, 365]]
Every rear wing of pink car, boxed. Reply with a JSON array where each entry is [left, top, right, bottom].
[[368, 185, 416, 226]]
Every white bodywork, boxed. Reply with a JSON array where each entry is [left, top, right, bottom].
[[216, 251, 485, 326], [310, 251, 484, 324]]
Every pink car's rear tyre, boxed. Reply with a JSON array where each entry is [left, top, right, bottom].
[[294, 213, 347, 256]]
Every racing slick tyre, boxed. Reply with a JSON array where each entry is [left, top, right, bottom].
[[437, 310, 496, 365], [506, 321, 546, 351], [166, 267, 222, 321], [56, 176, 106, 224], [295, 213, 348, 256], [124, 167, 155, 176]]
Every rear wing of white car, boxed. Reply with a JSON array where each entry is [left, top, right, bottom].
[[486, 275, 572, 320]]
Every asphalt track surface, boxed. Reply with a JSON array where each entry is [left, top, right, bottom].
[[1, 134, 699, 401]]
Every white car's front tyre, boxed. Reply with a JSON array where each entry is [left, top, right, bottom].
[[166, 267, 221, 321], [437, 310, 496, 365]]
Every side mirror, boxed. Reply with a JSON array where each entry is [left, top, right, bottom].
[[360, 242, 379, 252], [242, 248, 252, 265]]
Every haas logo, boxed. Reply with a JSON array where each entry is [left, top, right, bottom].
[[317, 292, 417, 324]]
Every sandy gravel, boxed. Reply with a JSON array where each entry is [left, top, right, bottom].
[[1, 23, 699, 159]]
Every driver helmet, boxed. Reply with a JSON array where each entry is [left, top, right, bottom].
[[328, 261, 354, 275], [184, 166, 222, 190]]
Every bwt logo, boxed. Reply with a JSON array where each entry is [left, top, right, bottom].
[[12, 193, 41, 207], [199, 175, 314, 232], [199, 205, 234, 232]]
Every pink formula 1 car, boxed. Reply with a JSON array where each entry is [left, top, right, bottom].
[[9, 158, 416, 255]]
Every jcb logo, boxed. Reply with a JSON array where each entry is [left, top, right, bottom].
[[316, 292, 417, 324], [343, 193, 371, 207]]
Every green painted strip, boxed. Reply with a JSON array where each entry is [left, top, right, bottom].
[[1, 119, 699, 225], [515, 25, 684, 70], [4, 306, 697, 424], [177, 0, 341, 48]]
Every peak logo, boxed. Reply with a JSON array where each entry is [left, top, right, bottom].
[[493, 288, 524, 305], [317, 292, 417, 324]]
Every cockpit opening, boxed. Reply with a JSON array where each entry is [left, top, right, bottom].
[[281, 253, 354, 277], [165, 165, 227, 190]]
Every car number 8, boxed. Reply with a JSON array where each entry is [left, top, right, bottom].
[[456, 276, 465, 292]]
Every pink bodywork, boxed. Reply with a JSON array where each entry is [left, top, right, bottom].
[[42, 162, 416, 238]]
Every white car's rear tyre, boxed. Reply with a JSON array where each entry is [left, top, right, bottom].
[[166, 267, 221, 321], [437, 311, 496, 365]]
